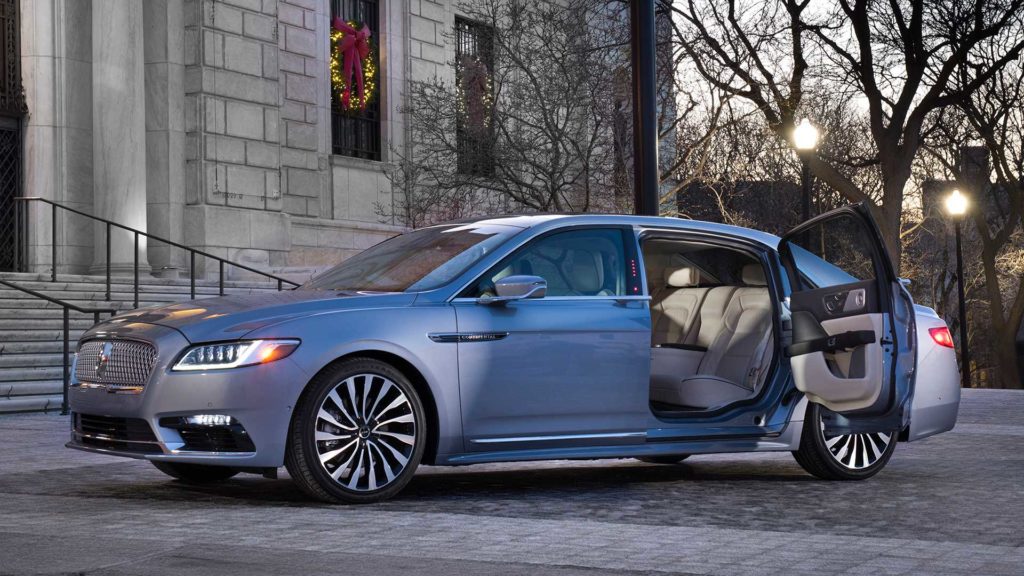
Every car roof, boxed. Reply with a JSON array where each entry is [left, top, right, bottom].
[[455, 213, 782, 249]]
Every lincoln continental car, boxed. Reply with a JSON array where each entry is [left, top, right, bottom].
[[67, 205, 960, 503]]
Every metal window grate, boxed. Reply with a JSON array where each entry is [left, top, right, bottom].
[[455, 17, 495, 176], [330, 0, 381, 161], [0, 0, 24, 272]]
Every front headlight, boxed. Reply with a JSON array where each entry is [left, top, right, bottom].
[[172, 339, 300, 371]]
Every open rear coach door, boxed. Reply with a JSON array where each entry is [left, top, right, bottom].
[[779, 203, 915, 434]]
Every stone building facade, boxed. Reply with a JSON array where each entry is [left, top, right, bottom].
[[15, 0, 465, 279]]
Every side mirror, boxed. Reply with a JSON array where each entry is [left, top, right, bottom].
[[899, 277, 912, 288], [477, 275, 547, 305]]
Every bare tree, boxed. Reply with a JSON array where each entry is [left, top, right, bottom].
[[386, 0, 624, 226], [665, 0, 1024, 268], [923, 57, 1024, 388]]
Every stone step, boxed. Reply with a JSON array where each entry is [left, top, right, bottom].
[[0, 378, 63, 395], [0, 319, 98, 331], [0, 353, 65, 368], [0, 309, 118, 320], [0, 272, 289, 290], [0, 367, 65, 384], [0, 286, 281, 301], [0, 277, 286, 292], [0, 329, 87, 342], [0, 341, 69, 354], [0, 394, 64, 414]]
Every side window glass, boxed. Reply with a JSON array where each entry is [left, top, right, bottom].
[[785, 214, 877, 290], [468, 229, 628, 297]]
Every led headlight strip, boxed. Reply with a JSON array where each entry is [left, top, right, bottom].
[[172, 339, 300, 371]]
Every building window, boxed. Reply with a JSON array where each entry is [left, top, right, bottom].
[[330, 0, 381, 161], [455, 17, 495, 176]]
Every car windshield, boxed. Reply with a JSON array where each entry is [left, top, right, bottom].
[[302, 223, 521, 293]]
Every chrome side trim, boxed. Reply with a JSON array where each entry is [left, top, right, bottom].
[[428, 332, 509, 343], [450, 295, 651, 303], [469, 431, 647, 444]]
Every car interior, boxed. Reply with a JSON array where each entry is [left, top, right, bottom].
[[468, 229, 627, 298], [642, 238, 776, 412]]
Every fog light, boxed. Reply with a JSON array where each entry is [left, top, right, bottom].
[[185, 414, 235, 426]]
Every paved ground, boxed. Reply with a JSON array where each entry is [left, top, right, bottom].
[[0, 389, 1021, 576]]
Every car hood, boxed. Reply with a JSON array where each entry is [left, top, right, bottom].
[[101, 290, 417, 343]]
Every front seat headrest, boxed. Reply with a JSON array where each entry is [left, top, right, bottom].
[[664, 267, 700, 288], [741, 263, 767, 286], [568, 250, 604, 294]]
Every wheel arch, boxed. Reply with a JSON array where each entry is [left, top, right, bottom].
[[292, 349, 443, 466]]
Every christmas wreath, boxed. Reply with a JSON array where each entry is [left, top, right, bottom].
[[330, 17, 376, 111]]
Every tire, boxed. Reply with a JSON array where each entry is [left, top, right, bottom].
[[792, 402, 897, 480], [637, 455, 690, 464], [151, 461, 239, 483], [286, 358, 427, 504]]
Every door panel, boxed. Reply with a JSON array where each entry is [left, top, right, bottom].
[[452, 226, 650, 451], [780, 204, 912, 424], [454, 298, 650, 449], [789, 313, 884, 412]]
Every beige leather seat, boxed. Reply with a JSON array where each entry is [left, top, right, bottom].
[[650, 264, 774, 409], [564, 249, 613, 296], [650, 266, 708, 346]]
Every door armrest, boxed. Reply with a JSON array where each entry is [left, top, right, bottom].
[[785, 330, 875, 358]]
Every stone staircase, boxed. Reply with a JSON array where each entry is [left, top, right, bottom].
[[0, 271, 288, 414]]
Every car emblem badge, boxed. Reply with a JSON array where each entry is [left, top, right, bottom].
[[95, 342, 114, 379]]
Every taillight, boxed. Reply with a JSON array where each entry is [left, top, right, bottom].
[[929, 326, 955, 348]]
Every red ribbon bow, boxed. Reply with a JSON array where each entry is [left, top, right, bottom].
[[332, 18, 372, 109]]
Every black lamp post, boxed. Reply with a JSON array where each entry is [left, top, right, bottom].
[[945, 188, 971, 388], [793, 118, 819, 222], [629, 0, 658, 216]]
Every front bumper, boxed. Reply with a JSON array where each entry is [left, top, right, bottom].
[[67, 323, 310, 467]]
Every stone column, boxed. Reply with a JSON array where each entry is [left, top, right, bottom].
[[92, 0, 147, 273], [144, 0, 185, 274]]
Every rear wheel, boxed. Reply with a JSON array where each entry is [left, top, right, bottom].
[[637, 455, 690, 464], [286, 358, 426, 504], [151, 462, 239, 483], [792, 402, 896, 480]]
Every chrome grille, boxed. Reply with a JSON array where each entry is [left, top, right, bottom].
[[75, 339, 157, 390]]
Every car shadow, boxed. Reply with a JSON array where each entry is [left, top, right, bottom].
[[0, 456, 815, 508]]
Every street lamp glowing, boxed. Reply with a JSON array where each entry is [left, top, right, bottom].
[[945, 189, 969, 217], [793, 118, 819, 151]]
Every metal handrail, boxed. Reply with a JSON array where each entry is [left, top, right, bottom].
[[13, 197, 301, 307], [0, 278, 117, 415]]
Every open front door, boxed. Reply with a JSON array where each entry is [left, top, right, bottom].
[[779, 204, 913, 429]]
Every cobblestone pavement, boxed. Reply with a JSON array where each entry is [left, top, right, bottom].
[[1, 389, 1022, 576]]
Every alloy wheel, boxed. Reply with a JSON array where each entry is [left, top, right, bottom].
[[314, 373, 416, 492], [819, 419, 892, 470]]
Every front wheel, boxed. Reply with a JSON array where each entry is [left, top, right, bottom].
[[286, 358, 427, 504], [792, 402, 897, 480], [151, 462, 239, 483]]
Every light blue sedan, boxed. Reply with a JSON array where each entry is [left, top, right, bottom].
[[68, 205, 960, 503]]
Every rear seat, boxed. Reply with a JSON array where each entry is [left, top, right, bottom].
[[650, 266, 709, 346], [651, 264, 773, 409]]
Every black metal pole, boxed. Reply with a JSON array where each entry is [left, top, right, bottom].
[[219, 260, 224, 296], [105, 222, 111, 301], [61, 307, 69, 415], [800, 156, 812, 223], [954, 219, 970, 387], [190, 251, 196, 299], [50, 203, 57, 282], [133, 232, 139, 309], [630, 0, 659, 216]]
